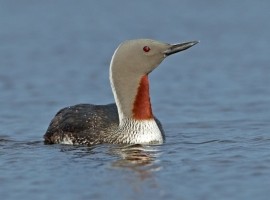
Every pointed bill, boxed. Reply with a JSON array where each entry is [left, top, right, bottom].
[[164, 41, 199, 57]]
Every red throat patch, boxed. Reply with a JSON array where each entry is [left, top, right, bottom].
[[132, 75, 153, 120]]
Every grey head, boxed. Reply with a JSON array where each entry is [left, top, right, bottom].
[[110, 39, 199, 77], [109, 39, 199, 122]]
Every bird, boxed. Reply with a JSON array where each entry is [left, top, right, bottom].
[[44, 39, 198, 146]]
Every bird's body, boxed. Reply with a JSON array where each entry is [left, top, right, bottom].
[[44, 103, 164, 145], [44, 39, 198, 145]]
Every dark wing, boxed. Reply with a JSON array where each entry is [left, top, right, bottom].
[[44, 103, 119, 144], [154, 117, 165, 141]]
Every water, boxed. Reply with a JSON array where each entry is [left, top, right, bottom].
[[1, 1, 270, 199]]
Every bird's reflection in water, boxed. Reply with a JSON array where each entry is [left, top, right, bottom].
[[56, 143, 163, 194], [57, 143, 163, 181], [110, 144, 162, 180]]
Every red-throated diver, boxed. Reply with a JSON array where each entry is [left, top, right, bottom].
[[44, 39, 198, 145]]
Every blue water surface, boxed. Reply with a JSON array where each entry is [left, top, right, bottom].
[[1, 1, 270, 200]]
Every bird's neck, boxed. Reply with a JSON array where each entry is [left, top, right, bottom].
[[132, 75, 153, 120], [110, 70, 153, 125]]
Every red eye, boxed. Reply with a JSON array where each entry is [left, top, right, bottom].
[[143, 46, 151, 52]]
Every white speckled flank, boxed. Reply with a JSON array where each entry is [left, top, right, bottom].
[[58, 118, 163, 145], [59, 137, 73, 145], [117, 118, 164, 144]]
